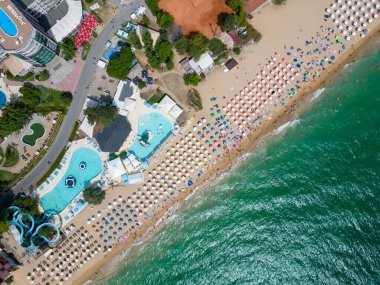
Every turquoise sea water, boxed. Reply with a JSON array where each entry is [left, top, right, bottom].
[[98, 46, 380, 285]]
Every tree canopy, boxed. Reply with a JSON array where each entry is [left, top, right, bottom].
[[0, 86, 70, 137], [106, 46, 135, 80], [218, 13, 237, 32], [84, 105, 117, 126], [127, 31, 142, 50], [83, 187, 105, 205], [141, 14, 150, 26], [156, 11, 174, 28], [175, 36, 189, 54], [60, 36, 77, 61], [187, 32, 209, 59], [208, 38, 227, 55], [183, 72, 202, 86], [143, 32, 174, 70], [142, 31, 154, 48], [146, 0, 160, 15]]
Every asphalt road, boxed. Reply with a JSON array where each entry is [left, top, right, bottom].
[[14, 0, 145, 193]]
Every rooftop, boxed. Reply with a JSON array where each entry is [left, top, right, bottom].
[[0, 1, 32, 51], [95, 115, 132, 153]]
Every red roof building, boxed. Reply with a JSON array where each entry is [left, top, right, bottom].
[[229, 32, 241, 46]]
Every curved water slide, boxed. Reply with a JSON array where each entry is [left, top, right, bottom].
[[5, 206, 60, 252]]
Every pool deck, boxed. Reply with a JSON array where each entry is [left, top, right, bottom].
[[0, 1, 32, 51]]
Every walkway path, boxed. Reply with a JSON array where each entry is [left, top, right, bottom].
[[14, 0, 145, 192]]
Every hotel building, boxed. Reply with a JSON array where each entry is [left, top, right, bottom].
[[0, 0, 58, 66]]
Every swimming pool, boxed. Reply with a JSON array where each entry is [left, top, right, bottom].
[[0, 8, 18, 37], [0, 91, 6, 109], [40, 147, 102, 213], [104, 48, 119, 60], [129, 113, 173, 160]]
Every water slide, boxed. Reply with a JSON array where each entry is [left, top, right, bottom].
[[5, 206, 60, 252]]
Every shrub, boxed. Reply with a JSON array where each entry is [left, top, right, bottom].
[[183, 72, 202, 86], [5, 70, 34, 82], [83, 187, 105, 205], [141, 14, 150, 26], [233, 46, 241, 55], [272, 0, 286, 4], [188, 88, 203, 111], [3, 145, 19, 167], [35, 70, 50, 81], [138, 80, 147, 89]]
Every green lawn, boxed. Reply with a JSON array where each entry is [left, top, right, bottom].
[[3, 146, 19, 167], [22, 123, 45, 146], [0, 170, 17, 182], [147, 93, 164, 105], [36, 87, 71, 114]]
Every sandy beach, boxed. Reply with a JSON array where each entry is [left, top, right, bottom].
[[12, 0, 380, 284]]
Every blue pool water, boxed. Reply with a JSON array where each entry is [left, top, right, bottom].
[[129, 113, 173, 160], [40, 148, 102, 213], [0, 8, 18, 37], [104, 48, 119, 60], [0, 91, 6, 109]]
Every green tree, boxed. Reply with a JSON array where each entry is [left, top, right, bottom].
[[3, 145, 19, 167], [218, 13, 237, 32], [137, 80, 147, 89], [106, 47, 135, 80], [227, 0, 246, 25], [19, 86, 40, 107], [141, 14, 150, 26], [0, 221, 9, 235], [156, 11, 174, 28], [228, 0, 244, 12], [84, 105, 117, 126], [142, 31, 154, 48], [127, 31, 142, 50], [175, 36, 189, 54], [13, 197, 40, 217], [83, 187, 105, 205], [187, 32, 209, 58], [155, 39, 173, 62], [233, 46, 241, 54], [0, 101, 33, 137], [60, 36, 77, 61], [35, 70, 50, 81], [183, 72, 202, 86], [207, 38, 227, 55], [146, 0, 160, 15]]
